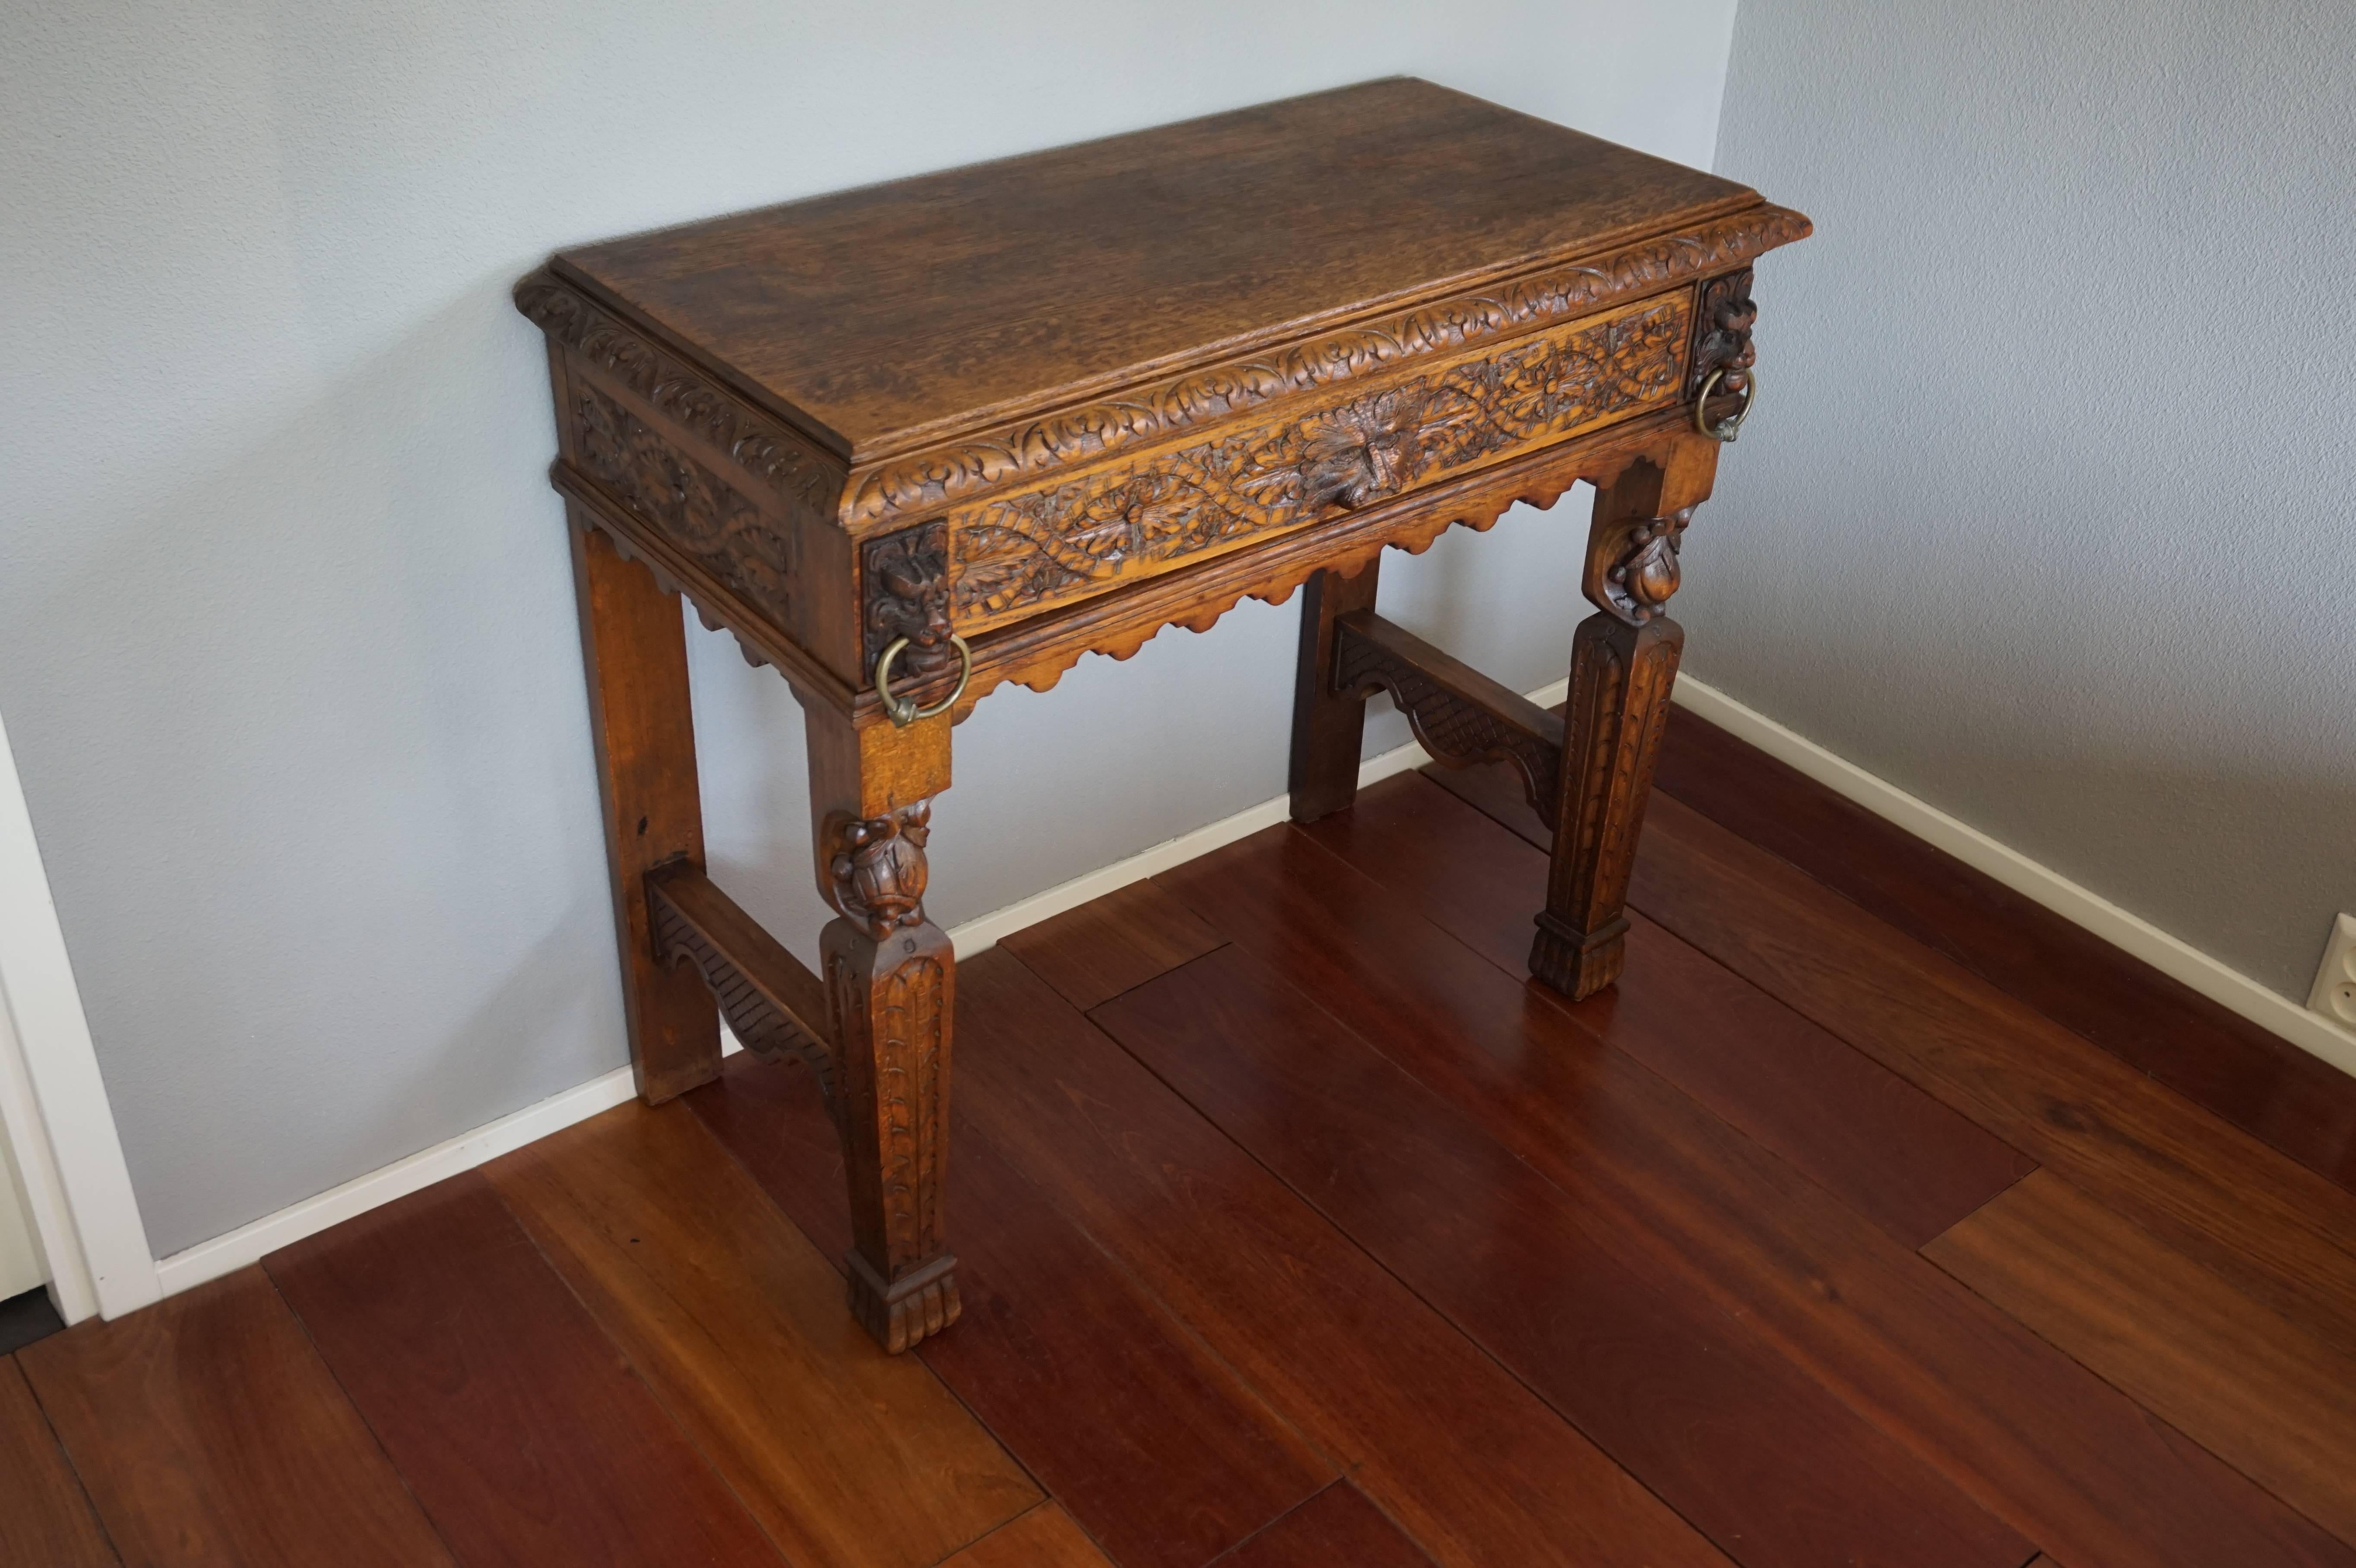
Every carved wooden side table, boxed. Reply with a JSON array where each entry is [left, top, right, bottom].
[[517, 79, 1808, 1353]]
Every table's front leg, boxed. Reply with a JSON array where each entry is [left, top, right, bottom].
[[1530, 438, 1718, 999], [805, 707, 960, 1353]]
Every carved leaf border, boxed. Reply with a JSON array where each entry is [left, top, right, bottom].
[[516, 272, 840, 528], [850, 204, 1809, 528], [947, 294, 1692, 624]]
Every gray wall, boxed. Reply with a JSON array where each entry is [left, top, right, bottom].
[[1698, 0, 2356, 1001], [0, 3, 1738, 1255]]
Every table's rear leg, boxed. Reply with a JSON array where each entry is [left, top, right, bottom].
[[1530, 441, 1716, 999], [806, 706, 960, 1353], [1289, 558, 1383, 822], [569, 519, 723, 1103]]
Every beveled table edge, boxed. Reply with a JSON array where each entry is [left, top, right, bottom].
[[529, 197, 1809, 538]]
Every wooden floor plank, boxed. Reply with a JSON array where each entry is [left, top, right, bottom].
[[0, 1355, 117, 1567], [1097, 938, 2033, 1568], [1647, 705, 2356, 1193], [266, 1172, 783, 1568], [1156, 823, 2356, 1568], [998, 876, 1225, 1011], [690, 1055, 1334, 1568], [938, 1502, 1112, 1568], [1927, 1168, 2356, 1546], [484, 1100, 1041, 1568], [1219, 1483, 1435, 1568], [962, 948, 1733, 1568], [1304, 773, 2036, 1246], [1421, 747, 1556, 851], [1628, 792, 2356, 1368], [19, 1267, 455, 1568]]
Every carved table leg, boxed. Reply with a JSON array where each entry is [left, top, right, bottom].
[[1530, 440, 1718, 1000], [805, 705, 959, 1353], [570, 519, 722, 1103], [1289, 559, 1382, 822]]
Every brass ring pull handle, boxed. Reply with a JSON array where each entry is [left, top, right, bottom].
[[875, 633, 973, 726], [1694, 365, 1757, 443]]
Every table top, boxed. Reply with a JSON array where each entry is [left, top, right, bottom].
[[551, 79, 1761, 465]]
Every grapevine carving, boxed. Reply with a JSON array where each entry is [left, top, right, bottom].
[[951, 295, 1693, 623], [851, 205, 1808, 529]]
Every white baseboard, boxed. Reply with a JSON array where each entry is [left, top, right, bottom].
[[153, 1065, 643, 1297], [0, 707, 158, 1324], [1670, 675, 2356, 1081], [145, 705, 1529, 1303], [164, 663, 2349, 1304]]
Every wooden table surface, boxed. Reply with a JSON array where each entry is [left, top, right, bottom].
[[552, 79, 1756, 459]]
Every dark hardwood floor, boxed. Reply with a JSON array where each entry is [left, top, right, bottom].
[[10, 720, 2356, 1567]]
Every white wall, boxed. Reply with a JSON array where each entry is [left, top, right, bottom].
[[0, 2, 1739, 1257], [0, 1128, 42, 1301], [1697, 0, 2356, 1003]]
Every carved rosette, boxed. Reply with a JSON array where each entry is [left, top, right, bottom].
[[1688, 269, 1758, 399], [1598, 507, 1692, 626], [861, 525, 955, 678], [570, 384, 798, 627], [826, 803, 932, 939], [950, 294, 1694, 626]]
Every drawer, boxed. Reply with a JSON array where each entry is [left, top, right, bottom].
[[943, 288, 1694, 634]]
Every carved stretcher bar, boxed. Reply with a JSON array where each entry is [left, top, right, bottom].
[[518, 78, 1808, 1353]]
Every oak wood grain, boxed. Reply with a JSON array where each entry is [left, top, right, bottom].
[[0, 1356, 116, 1568], [996, 876, 1224, 1012], [937, 1503, 1112, 1568], [1332, 607, 1564, 815], [1305, 772, 2036, 1245], [1159, 821, 2356, 1568], [1287, 561, 1384, 822], [555, 79, 1758, 459], [265, 1172, 780, 1568], [1221, 1483, 1436, 1568], [964, 948, 1734, 1568], [19, 1268, 455, 1568], [483, 1100, 1039, 1568], [1927, 1169, 2356, 1546], [569, 518, 722, 1103], [1628, 792, 2356, 1371], [688, 1054, 1334, 1568], [1649, 705, 2356, 1193]]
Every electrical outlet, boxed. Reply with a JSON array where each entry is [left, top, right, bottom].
[[2312, 914, 2356, 1028]]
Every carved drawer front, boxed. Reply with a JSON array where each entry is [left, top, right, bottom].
[[945, 289, 1694, 633]]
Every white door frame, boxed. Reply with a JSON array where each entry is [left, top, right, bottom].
[[0, 703, 157, 1322]]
